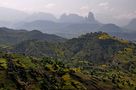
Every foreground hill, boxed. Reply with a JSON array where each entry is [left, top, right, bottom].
[[1, 32, 136, 90], [0, 52, 100, 90], [63, 32, 136, 90], [0, 27, 65, 46], [58, 32, 136, 63]]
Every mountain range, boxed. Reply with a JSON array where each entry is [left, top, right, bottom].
[[0, 7, 136, 41], [0, 5, 136, 90]]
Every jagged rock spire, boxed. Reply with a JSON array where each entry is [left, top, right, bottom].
[[87, 12, 95, 22]]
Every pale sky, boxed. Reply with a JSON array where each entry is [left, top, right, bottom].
[[0, 0, 136, 25]]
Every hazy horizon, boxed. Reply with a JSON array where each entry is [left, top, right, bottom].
[[0, 0, 136, 25]]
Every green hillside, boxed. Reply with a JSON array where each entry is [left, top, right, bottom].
[[0, 52, 108, 90], [0, 32, 136, 90]]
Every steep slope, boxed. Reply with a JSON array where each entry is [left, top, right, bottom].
[[60, 32, 136, 89], [59, 32, 133, 63]]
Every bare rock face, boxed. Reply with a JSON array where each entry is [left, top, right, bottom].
[[59, 13, 85, 23], [87, 12, 95, 22], [59, 12, 98, 24], [85, 12, 99, 24]]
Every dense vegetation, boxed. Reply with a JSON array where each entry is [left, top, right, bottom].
[[0, 53, 90, 90], [0, 31, 136, 90]]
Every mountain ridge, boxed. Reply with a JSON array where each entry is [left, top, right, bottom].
[[0, 27, 65, 45]]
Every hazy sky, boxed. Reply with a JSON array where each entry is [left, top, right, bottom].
[[0, 0, 136, 25]]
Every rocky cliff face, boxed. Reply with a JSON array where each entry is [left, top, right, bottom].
[[59, 12, 99, 24]]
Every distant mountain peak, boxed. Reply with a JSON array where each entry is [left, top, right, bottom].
[[59, 13, 85, 23], [59, 12, 99, 24], [87, 12, 95, 22], [85, 12, 100, 24]]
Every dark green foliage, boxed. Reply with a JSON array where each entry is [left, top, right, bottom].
[[57, 32, 134, 64], [13, 40, 57, 57]]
